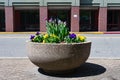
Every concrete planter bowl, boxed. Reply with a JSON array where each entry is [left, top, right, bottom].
[[26, 41, 91, 74]]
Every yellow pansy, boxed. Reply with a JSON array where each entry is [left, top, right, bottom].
[[50, 34, 59, 38], [77, 35, 86, 41], [43, 34, 48, 39], [50, 34, 55, 37], [79, 36, 85, 41], [42, 40, 45, 43]]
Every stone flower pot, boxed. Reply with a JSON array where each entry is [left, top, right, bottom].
[[26, 41, 91, 74]]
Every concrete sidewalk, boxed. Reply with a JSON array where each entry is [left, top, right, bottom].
[[0, 58, 120, 80]]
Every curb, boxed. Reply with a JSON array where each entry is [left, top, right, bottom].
[[0, 57, 28, 59], [0, 32, 104, 34], [1, 32, 120, 34], [0, 57, 120, 60], [72, 32, 103, 34], [89, 57, 120, 60], [104, 32, 120, 34], [0, 32, 37, 34]]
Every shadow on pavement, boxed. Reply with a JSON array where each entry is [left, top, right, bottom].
[[38, 62, 106, 78]]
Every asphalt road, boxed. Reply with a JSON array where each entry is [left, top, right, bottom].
[[0, 34, 120, 59]]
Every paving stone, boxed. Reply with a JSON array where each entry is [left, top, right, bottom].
[[0, 58, 120, 80]]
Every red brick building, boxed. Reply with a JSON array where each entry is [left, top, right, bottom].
[[0, 0, 120, 32]]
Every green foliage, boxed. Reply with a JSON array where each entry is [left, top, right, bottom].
[[46, 21, 69, 42], [43, 34, 60, 43], [32, 34, 43, 43], [30, 18, 87, 43], [64, 35, 77, 43]]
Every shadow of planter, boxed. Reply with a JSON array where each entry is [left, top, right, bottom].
[[38, 62, 106, 77]]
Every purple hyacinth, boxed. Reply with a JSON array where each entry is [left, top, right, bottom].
[[30, 35, 35, 40], [49, 18, 53, 22], [63, 21, 66, 26], [69, 33, 76, 39], [36, 32, 40, 35], [45, 18, 48, 21]]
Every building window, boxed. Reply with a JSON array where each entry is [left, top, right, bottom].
[[107, 10, 120, 31], [48, 9, 71, 31], [80, 10, 98, 31], [0, 10, 5, 31], [14, 10, 39, 31]]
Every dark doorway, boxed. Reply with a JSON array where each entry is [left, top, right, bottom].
[[80, 10, 98, 31], [14, 10, 39, 31], [107, 10, 120, 31], [0, 10, 5, 31], [48, 9, 71, 31]]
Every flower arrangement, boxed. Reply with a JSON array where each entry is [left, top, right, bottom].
[[30, 19, 86, 43]]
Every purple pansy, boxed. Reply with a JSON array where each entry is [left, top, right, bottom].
[[30, 35, 35, 40], [69, 33, 76, 39], [36, 32, 40, 35]]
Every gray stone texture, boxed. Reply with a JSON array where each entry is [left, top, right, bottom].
[[0, 58, 120, 80]]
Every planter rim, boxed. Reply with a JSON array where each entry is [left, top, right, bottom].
[[26, 41, 91, 45]]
